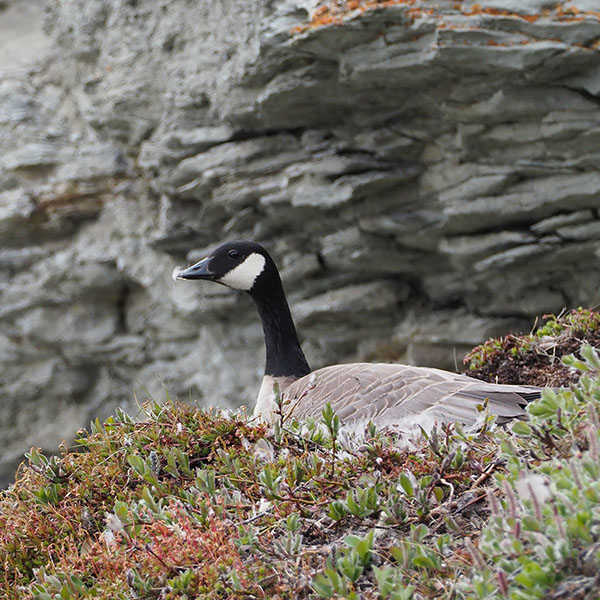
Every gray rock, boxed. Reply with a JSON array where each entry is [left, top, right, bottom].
[[531, 209, 595, 234], [4, 143, 63, 170], [465, 0, 557, 11], [439, 231, 538, 268], [53, 143, 128, 181], [557, 220, 600, 241], [443, 172, 600, 233], [448, 86, 598, 125], [165, 126, 236, 153], [320, 227, 438, 275], [2, 0, 600, 485], [439, 173, 516, 204], [482, 14, 600, 47], [575, 0, 600, 9], [0, 189, 36, 231], [167, 134, 303, 189], [293, 280, 405, 326], [473, 242, 555, 272], [474, 285, 567, 317], [564, 64, 600, 96], [394, 309, 530, 370], [0, 0, 52, 78]]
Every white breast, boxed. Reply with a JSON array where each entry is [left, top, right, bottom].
[[253, 374, 298, 422], [254, 375, 278, 421]]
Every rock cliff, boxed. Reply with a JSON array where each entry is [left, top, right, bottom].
[[1, 0, 599, 484]]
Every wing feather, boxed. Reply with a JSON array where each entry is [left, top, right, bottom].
[[282, 363, 539, 429]]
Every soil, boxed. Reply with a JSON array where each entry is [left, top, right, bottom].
[[462, 328, 600, 388]]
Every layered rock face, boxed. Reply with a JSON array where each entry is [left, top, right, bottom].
[[1, 0, 599, 484]]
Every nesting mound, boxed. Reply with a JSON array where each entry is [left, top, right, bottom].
[[463, 308, 600, 387]]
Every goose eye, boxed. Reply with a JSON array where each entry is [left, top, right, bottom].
[[228, 249, 240, 259]]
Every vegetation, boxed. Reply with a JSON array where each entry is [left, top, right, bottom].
[[464, 308, 600, 386], [2, 309, 600, 599]]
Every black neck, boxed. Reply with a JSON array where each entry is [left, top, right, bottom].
[[250, 274, 311, 379]]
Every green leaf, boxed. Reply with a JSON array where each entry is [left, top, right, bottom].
[[113, 500, 129, 523], [561, 354, 590, 372], [399, 473, 414, 496], [511, 421, 532, 436], [581, 344, 600, 370], [412, 554, 438, 570], [141, 487, 159, 513], [328, 500, 348, 521], [229, 570, 243, 591], [127, 454, 146, 475], [346, 490, 361, 516], [59, 585, 71, 600]]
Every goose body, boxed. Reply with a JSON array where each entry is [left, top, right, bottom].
[[280, 363, 539, 433], [174, 240, 541, 433]]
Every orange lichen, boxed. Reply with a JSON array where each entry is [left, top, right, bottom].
[[291, 0, 600, 35], [463, 6, 540, 22]]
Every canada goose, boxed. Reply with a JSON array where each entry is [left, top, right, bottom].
[[173, 240, 542, 434]]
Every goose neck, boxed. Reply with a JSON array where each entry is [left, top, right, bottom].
[[251, 286, 310, 379]]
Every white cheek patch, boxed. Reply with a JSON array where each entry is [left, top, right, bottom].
[[219, 253, 266, 291]]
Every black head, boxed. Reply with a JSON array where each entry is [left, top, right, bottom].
[[174, 239, 310, 378], [173, 240, 274, 292]]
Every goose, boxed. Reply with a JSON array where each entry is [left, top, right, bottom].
[[173, 240, 542, 435]]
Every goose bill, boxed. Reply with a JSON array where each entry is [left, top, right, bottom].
[[172, 257, 214, 281]]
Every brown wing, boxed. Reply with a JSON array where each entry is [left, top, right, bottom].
[[282, 363, 538, 428]]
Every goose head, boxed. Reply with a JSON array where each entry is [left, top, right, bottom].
[[174, 240, 311, 394], [173, 240, 273, 294]]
